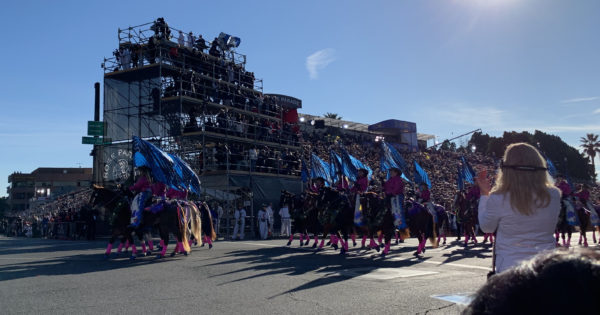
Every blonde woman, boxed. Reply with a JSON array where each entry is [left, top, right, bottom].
[[476, 143, 561, 273]]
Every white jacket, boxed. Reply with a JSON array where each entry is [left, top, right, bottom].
[[478, 188, 560, 273]]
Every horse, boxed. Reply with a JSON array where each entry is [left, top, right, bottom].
[[574, 199, 591, 247], [281, 190, 310, 246], [197, 201, 217, 248], [406, 199, 438, 256], [454, 191, 478, 246], [90, 186, 135, 258], [434, 203, 450, 245], [154, 199, 202, 258], [555, 198, 575, 247], [313, 187, 353, 253], [357, 192, 406, 256]]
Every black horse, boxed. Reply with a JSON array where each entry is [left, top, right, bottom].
[[90, 186, 133, 258]]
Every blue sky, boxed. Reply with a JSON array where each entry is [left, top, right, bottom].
[[1, 0, 599, 196]]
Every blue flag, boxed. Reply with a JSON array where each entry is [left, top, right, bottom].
[[329, 150, 343, 182], [133, 136, 201, 195], [545, 157, 557, 178], [310, 153, 332, 186], [461, 156, 476, 184], [340, 146, 372, 181], [414, 161, 431, 188], [457, 165, 465, 191], [381, 142, 407, 171], [301, 159, 309, 183]]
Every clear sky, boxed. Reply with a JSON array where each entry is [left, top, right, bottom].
[[1, 0, 599, 196]]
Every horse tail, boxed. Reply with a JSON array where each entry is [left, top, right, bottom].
[[430, 220, 438, 248], [398, 227, 410, 240], [191, 204, 203, 246], [178, 204, 191, 253]]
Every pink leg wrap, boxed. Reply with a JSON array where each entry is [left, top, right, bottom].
[[378, 234, 383, 244], [160, 240, 165, 248], [351, 234, 356, 243], [395, 232, 399, 241], [361, 235, 367, 246], [160, 244, 167, 256], [369, 238, 377, 249], [148, 240, 154, 251], [141, 243, 147, 253], [117, 242, 124, 253], [464, 234, 469, 245], [343, 239, 349, 251], [105, 243, 113, 255], [383, 242, 390, 255], [490, 234, 494, 243], [289, 234, 294, 242], [314, 236, 318, 245], [125, 240, 130, 250], [207, 238, 213, 245], [473, 234, 478, 244], [319, 239, 325, 249], [332, 235, 338, 245], [131, 245, 137, 255]]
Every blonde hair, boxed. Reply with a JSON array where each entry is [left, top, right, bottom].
[[491, 142, 557, 215]]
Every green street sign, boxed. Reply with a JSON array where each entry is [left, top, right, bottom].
[[82, 136, 111, 145], [87, 121, 104, 136]]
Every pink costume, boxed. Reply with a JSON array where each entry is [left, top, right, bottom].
[[166, 188, 187, 200], [336, 177, 349, 191], [574, 190, 590, 202], [383, 175, 404, 196], [466, 185, 480, 201], [151, 182, 166, 197], [129, 175, 151, 193], [350, 177, 368, 194], [556, 181, 571, 197], [419, 189, 431, 203]]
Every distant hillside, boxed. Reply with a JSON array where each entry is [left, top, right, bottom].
[[468, 130, 593, 181]]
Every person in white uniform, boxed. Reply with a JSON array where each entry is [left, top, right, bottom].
[[477, 142, 560, 274], [266, 203, 274, 237], [258, 204, 269, 240], [233, 206, 246, 240], [177, 30, 185, 47], [279, 203, 291, 236]]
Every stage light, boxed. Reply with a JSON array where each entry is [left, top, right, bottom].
[[299, 117, 305, 122], [471, 145, 477, 153], [343, 124, 349, 129], [310, 120, 315, 126]]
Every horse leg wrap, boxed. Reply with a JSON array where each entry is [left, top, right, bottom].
[[160, 244, 167, 257], [489, 234, 494, 244], [207, 238, 213, 245], [125, 240, 130, 250], [343, 239, 349, 252], [148, 240, 154, 251], [299, 234, 304, 243], [464, 233, 469, 245], [289, 234, 294, 242], [473, 234, 478, 244], [131, 245, 137, 255], [105, 243, 113, 255], [160, 240, 165, 248], [314, 236, 318, 246], [351, 233, 356, 244], [117, 242, 124, 253], [567, 236, 571, 247], [383, 242, 390, 255], [319, 239, 325, 249], [578, 234, 582, 245], [332, 235, 339, 245], [305, 234, 310, 244], [369, 238, 377, 249], [141, 243, 147, 253], [361, 235, 367, 247], [378, 234, 383, 245]]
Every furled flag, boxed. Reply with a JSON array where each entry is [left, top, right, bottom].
[[457, 165, 465, 191], [461, 156, 476, 184], [414, 161, 431, 188], [301, 159, 309, 183], [381, 142, 407, 171]]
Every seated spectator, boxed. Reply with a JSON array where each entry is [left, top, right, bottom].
[[464, 248, 600, 315]]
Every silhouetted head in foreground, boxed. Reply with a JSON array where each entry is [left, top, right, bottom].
[[464, 248, 600, 315]]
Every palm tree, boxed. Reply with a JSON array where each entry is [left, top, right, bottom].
[[580, 133, 600, 181], [323, 112, 342, 120]]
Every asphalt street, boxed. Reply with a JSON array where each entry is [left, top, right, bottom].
[[0, 234, 586, 314]]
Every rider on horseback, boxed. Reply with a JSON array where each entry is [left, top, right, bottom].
[[383, 167, 406, 229], [417, 183, 437, 223]]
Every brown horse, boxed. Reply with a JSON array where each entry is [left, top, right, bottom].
[[454, 191, 478, 246]]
